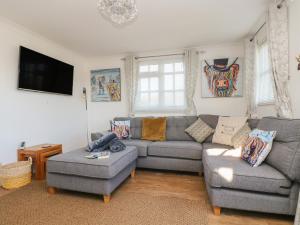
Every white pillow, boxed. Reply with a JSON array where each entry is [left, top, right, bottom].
[[212, 116, 248, 146]]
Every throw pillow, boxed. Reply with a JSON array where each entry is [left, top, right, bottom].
[[141, 117, 167, 141], [231, 123, 252, 149], [212, 116, 248, 146], [111, 120, 131, 139], [185, 118, 214, 143], [241, 129, 277, 167]]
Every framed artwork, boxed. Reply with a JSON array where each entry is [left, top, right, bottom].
[[90, 68, 121, 102], [296, 55, 300, 71], [201, 57, 243, 98]]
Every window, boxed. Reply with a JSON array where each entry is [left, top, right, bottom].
[[256, 41, 275, 105], [135, 57, 186, 113]]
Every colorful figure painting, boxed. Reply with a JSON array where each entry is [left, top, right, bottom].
[[202, 58, 243, 98], [91, 68, 121, 102]]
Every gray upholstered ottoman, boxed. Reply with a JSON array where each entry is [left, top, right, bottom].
[[46, 146, 137, 203]]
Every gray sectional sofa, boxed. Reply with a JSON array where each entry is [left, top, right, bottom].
[[91, 115, 300, 216]]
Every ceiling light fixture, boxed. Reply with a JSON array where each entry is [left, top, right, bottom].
[[97, 0, 138, 25]]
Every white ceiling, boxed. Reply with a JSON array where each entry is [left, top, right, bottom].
[[0, 0, 270, 57]]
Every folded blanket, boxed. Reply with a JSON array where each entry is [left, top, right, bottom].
[[108, 138, 126, 153], [87, 132, 117, 152]]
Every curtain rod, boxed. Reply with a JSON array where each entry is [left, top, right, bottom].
[[249, 0, 286, 42], [121, 53, 185, 61], [121, 51, 201, 61], [250, 22, 266, 42], [277, 0, 286, 9]]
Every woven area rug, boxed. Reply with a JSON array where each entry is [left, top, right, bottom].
[[0, 181, 208, 225]]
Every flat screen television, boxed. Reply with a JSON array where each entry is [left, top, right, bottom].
[[18, 46, 74, 95]]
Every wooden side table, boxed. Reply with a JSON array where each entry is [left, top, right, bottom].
[[18, 144, 62, 180]]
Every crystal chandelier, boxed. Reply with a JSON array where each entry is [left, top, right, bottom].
[[97, 0, 138, 25]]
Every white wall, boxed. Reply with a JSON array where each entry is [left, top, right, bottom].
[[0, 19, 88, 164], [86, 43, 246, 134], [86, 56, 128, 134]]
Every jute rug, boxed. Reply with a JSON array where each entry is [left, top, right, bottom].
[[0, 181, 208, 225]]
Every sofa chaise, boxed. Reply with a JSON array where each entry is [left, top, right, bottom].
[[91, 115, 300, 216]]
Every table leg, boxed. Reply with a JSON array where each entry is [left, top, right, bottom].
[[35, 154, 44, 180], [18, 152, 26, 161]]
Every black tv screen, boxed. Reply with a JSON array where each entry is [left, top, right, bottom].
[[18, 46, 74, 95]]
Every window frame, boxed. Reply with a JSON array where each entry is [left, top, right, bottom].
[[134, 56, 186, 113]]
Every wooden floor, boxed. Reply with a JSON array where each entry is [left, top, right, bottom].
[[0, 169, 295, 225], [121, 170, 294, 225]]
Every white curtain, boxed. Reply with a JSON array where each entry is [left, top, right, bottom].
[[184, 49, 199, 115], [124, 55, 138, 116], [245, 37, 258, 118], [267, 1, 293, 118]]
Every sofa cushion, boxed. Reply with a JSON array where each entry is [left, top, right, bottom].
[[231, 123, 251, 149], [185, 118, 214, 143], [148, 141, 203, 160], [266, 141, 300, 182], [120, 139, 151, 157], [199, 114, 219, 143], [142, 117, 167, 141], [241, 129, 277, 167], [166, 116, 198, 141], [47, 146, 138, 179], [114, 117, 144, 139], [257, 117, 300, 182], [212, 116, 248, 146], [202, 143, 292, 195]]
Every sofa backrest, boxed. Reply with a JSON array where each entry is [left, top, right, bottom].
[[165, 116, 198, 141], [114, 116, 261, 142], [257, 117, 300, 182], [114, 116, 198, 141]]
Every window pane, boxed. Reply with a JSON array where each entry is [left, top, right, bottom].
[[175, 74, 184, 90], [175, 63, 183, 72], [139, 65, 148, 73], [149, 65, 158, 72], [257, 42, 274, 105], [150, 92, 159, 106], [164, 75, 173, 90], [140, 93, 149, 105], [140, 78, 149, 91], [175, 91, 185, 106], [150, 77, 159, 91], [164, 64, 173, 73], [164, 92, 174, 106]]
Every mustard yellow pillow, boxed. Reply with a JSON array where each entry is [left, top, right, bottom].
[[142, 117, 167, 141]]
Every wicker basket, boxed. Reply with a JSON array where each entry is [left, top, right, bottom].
[[0, 157, 32, 189]]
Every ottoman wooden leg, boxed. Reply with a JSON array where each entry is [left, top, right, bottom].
[[130, 169, 136, 178], [47, 187, 57, 194], [103, 195, 111, 204], [213, 206, 221, 216]]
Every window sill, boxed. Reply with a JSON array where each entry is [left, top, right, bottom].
[[257, 102, 275, 107]]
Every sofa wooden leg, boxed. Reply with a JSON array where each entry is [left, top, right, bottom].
[[130, 169, 136, 178], [47, 187, 57, 194], [213, 206, 221, 216], [103, 195, 111, 204]]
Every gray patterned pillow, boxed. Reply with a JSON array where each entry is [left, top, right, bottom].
[[231, 123, 251, 149], [185, 118, 214, 143]]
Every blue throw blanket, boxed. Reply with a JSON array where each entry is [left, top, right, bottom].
[[87, 132, 126, 153]]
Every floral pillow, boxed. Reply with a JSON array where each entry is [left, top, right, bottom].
[[241, 129, 276, 167], [111, 120, 131, 140]]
